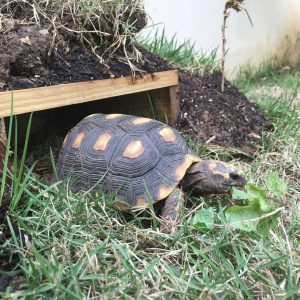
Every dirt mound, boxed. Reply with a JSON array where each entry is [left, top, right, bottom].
[[0, 24, 52, 86], [0, 23, 171, 91], [0, 0, 150, 89], [0, 0, 147, 77], [176, 70, 269, 150]]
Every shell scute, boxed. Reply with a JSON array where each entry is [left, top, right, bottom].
[[110, 134, 161, 179]]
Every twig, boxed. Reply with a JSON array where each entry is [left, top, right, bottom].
[[214, 206, 285, 228], [221, 1, 253, 93], [184, 116, 197, 132], [221, 6, 229, 93], [279, 219, 293, 262]]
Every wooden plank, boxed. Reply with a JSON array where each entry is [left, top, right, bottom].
[[55, 86, 179, 125], [0, 70, 178, 117], [169, 86, 180, 124]]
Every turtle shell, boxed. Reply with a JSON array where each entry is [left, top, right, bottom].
[[57, 113, 200, 208]]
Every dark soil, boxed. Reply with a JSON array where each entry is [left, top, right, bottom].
[[3, 41, 172, 90], [0, 191, 13, 293], [0, 216, 22, 293], [0, 195, 11, 225], [176, 70, 269, 150], [0, 24, 171, 91]]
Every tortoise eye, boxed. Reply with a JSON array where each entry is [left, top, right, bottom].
[[229, 172, 240, 180]]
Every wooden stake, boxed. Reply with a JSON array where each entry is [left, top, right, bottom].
[[221, 7, 229, 93], [221, 1, 252, 93]]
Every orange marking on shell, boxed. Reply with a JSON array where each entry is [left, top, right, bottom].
[[123, 140, 145, 159], [105, 114, 123, 120], [159, 127, 177, 143], [72, 132, 85, 149], [93, 133, 111, 151], [136, 197, 148, 208], [132, 117, 152, 125], [158, 185, 174, 200], [175, 154, 201, 181], [62, 133, 69, 147]]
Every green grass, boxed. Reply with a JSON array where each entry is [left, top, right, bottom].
[[138, 29, 219, 71], [0, 101, 34, 211], [1, 50, 300, 298], [234, 60, 300, 92]]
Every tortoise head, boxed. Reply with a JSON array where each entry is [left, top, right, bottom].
[[182, 160, 246, 195]]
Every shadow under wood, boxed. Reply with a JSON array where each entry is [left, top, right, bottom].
[[4, 89, 173, 176]]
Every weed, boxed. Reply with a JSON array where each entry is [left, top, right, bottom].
[[0, 107, 33, 212]]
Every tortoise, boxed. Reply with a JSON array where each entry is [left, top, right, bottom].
[[57, 113, 246, 232]]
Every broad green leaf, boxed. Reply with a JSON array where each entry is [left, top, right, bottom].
[[251, 196, 271, 213], [231, 187, 249, 200], [244, 183, 271, 212], [257, 216, 279, 236], [246, 183, 267, 203], [225, 205, 260, 232], [267, 171, 287, 198], [191, 207, 214, 230]]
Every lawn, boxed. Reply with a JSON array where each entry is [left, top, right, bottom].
[[1, 51, 300, 298]]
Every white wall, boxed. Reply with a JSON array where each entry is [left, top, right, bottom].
[[142, 0, 300, 77]]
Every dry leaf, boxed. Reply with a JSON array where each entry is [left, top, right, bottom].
[[20, 36, 32, 46]]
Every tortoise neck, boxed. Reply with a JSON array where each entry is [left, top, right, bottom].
[[180, 161, 207, 191]]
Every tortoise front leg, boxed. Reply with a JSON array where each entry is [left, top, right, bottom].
[[160, 188, 185, 234]]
